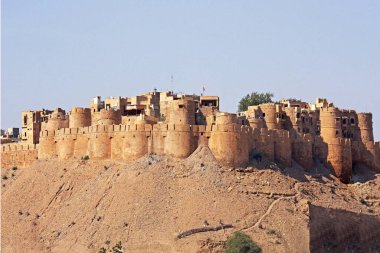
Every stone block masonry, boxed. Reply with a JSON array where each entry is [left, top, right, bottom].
[[1, 91, 379, 184]]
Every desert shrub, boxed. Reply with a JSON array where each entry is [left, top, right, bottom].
[[2, 175, 8, 180], [266, 229, 276, 235], [82, 155, 90, 161], [11, 166, 17, 171], [98, 241, 123, 253], [225, 232, 261, 253], [112, 241, 123, 253]]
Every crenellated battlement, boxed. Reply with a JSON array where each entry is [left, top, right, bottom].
[[2, 91, 379, 184], [70, 107, 91, 114], [2, 143, 37, 152]]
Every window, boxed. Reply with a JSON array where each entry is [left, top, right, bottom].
[[296, 113, 300, 118], [179, 105, 184, 109], [262, 113, 266, 118], [336, 130, 339, 137], [350, 118, 355, 125], [342, 118, 347, 125]]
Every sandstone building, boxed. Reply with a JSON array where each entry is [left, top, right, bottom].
[[2, 90, 379, 183]]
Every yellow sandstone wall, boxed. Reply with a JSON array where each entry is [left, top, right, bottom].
[[165, 99, 196, 125], [38, 130, 57, 159], [164, 124, 196, 158], [69, 107, 91, 128], [260, 104, 282, 130], [320, 107, 352, 182], [5, 114, 375, 185], [274, 130, 292, 167], [375, 142, 380, 171], [292, 134, 314, 170], [91, 109, 121, 126], [357, 113, 374, 142], [326, 138, 352, 183], [208, 124, 250, 166], [1, 143, 38, 168]]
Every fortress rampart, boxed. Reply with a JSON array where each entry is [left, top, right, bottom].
[[357, 113, 374, 142], [69, 107, 92, 128], [326, 138, 352, 183], [2, 91, 379, 184], [1, 143, 38, 168], [5, 121, 299, 170], [91, 109, 121, 126]]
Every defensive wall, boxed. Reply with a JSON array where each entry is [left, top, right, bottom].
[[2, 95, 379, 184], [1, 121, 298, 169], [1, 143, 38, 168], [2, 122, 379, 184]]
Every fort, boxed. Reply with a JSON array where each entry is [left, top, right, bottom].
[[1, 91, 379, 183]]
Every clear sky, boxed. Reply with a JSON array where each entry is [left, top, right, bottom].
[[2, 0, 380, 139]]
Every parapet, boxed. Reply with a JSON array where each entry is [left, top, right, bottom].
[[91, 109, 121, 125], [2, 143, 37, 152], [70, 107, 91, 114], [165, 99, 196, 125], [215, 112, 237, 125]]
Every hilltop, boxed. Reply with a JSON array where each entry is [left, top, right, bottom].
[[2, 147, 380, 252]]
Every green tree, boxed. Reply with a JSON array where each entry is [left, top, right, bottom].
[[225, 232, 262, 253], [238, 92, 274, 112]]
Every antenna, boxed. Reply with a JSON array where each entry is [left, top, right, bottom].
[[170, 75, 174, 93]]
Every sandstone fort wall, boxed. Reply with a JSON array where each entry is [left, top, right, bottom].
[[1, 143, 38, 168]]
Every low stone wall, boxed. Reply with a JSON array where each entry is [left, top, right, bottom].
[[1, 143, 38, 168]]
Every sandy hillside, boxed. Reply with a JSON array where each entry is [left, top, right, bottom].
[[2, 146, 380, 253]]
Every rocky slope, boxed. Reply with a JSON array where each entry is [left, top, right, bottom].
[[2, 146, 380, 252]]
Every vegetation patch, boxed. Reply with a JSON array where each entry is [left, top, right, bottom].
[[82, 155, 90, 161], [225, 231, 262, 253]]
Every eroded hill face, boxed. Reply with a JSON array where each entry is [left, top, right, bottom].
[[2, 147, 380, 253]]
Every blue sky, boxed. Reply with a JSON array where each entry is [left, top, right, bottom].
[[2, 1, 380, 139]]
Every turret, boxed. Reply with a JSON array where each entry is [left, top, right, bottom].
[[165, 99, 196, 125], [326, 138, 352, 183], [69, 107, 91, 128], [41, 108, 69, 131], [319, 107, 342, 142], [91, 109, 121, 125], [208, 113, 250, 166], [357, 113, 374, 142], [256, 104, 283, 130]]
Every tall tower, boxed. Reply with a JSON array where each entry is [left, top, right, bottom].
[[357, 113, 374, 142]]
